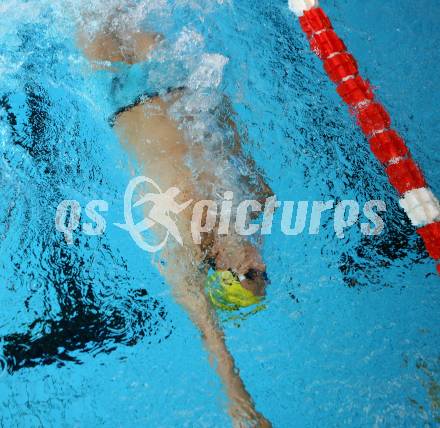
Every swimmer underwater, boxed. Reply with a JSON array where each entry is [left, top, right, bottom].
[[0, 0, 272, 427], [77, 4, 273, 427]]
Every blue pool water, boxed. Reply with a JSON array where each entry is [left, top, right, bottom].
[[0, 0, 439, 426]]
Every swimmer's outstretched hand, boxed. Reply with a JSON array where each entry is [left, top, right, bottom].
[[255, 415, 273, 428], [230, 404, 272, 428]]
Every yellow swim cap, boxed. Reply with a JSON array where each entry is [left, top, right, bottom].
[[205, 271, 265, 313]]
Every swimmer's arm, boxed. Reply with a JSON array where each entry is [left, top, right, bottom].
[[170, 274, 271, 427]]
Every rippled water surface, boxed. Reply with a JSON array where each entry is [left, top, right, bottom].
[[0, 0, 439, 426]]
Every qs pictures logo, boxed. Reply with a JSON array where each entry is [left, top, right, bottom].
[[55, 176, 387, 252]]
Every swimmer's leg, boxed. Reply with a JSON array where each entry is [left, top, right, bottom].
[[76, 17, 160, 65]]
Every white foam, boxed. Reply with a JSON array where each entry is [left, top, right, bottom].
[[188, 53, 229, 90], [174, 27, 205, 58]]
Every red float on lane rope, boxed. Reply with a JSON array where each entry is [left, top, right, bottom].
[[324, 52, 358, 83], [337, 76, 374, 107], [417, 222, 440, 260], [299, 7, 332, 37], [356, 103, 391, 137], [310, 30, 346, 59], [369, 130, 408, 165], [386, 159, 426, 195]]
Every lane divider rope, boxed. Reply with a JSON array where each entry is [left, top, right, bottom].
[[288, 0, 440, 275]]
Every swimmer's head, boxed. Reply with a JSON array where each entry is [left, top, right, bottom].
[[210, 238, 268, 297], [238, 269, 268, 297]]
